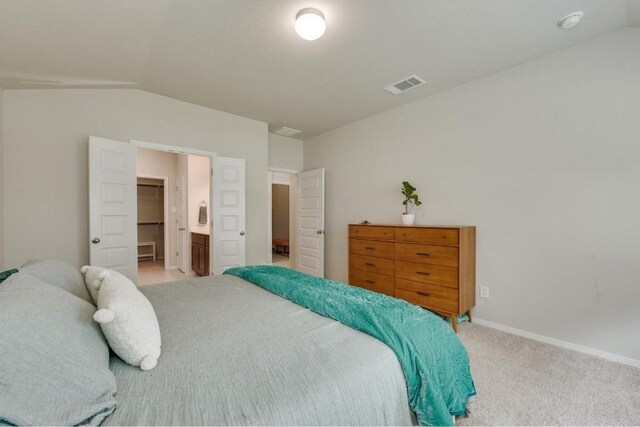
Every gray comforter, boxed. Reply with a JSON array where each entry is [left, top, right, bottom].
[[104, 274, 415, 425]]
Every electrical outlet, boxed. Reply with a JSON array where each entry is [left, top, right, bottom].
[[480, 286, 489, 299]]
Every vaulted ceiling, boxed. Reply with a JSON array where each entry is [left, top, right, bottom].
[[0, 0, 636, 138]]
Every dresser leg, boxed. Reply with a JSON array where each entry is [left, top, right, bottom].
[[467, 310, 472, 323], [451, 315, 458, 333]]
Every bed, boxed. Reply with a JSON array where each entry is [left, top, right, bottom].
[[0, 262, 475, 426], [105, 273, 416, 425]]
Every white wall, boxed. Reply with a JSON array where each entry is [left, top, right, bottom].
[[304, 27, 640, 361], [137, 148, 178, 265], [268, 133, 303, 171], [2, 89, 268, 269], [0, 85, 4, 269], [187, 154, 210, 235], [629, 1, 640, 25]]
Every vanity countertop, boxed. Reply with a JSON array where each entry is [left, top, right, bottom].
[[190, 227, 210, 236]]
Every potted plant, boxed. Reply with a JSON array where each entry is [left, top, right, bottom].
[[401, 181, 422, 225]]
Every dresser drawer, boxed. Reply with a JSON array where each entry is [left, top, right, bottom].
[[395, 279, 458, 313], [349, 225, 395, 240], [395, 243, 459, 267], [349, 239, 394, 259], [349, 254, 395, 277], [395, 260, 458, 288], [395, 227, 459, 245], [349, 270, 395, 297]]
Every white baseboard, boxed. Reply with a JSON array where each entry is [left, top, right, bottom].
[[472, 317, 640, 369]]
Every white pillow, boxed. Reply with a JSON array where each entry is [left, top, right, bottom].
[[80, 265, 135, 305], [89, 269, 162, 371]]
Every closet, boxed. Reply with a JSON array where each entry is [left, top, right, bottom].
[[137, 178, 165, 263]]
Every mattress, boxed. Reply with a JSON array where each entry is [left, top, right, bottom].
[[103, 274, 415, 425]]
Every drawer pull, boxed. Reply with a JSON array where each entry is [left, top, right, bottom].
[[416, 252, 430, 257], [365, 247, 375, 250], [364, 280, 375, 284], [416, 271, 430, 276], [365, 263, 376, 267], [416, 291, 430, 297]]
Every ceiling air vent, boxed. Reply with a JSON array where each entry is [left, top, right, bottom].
[[273, 126, 302, 137], [384, 75, 425, 95]]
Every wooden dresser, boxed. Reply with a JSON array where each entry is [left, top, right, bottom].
[[191, 232, 210, 276], [348, 224, 475, 332]]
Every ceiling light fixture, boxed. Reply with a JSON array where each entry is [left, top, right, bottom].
[[558, 12, 583, 29], [295, 8, 326, 41]]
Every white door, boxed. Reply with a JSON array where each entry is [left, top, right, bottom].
[[212, 157, 246, 274], [295, 168, 325, 277], [89, 136, 138, 282], [176, 174, 188, 272]]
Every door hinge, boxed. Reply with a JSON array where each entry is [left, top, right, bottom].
[[211, 168, 214, 176]]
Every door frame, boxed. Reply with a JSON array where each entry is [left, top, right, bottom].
[[267, 167, 300, 268], [136, 174, 169, 269], [132, 139, 216, 275], [176, 173, 189, 273]]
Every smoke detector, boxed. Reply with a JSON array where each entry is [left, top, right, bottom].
[[558, 12, 583, 29], [273, 126, 302, 137], [384, 75, 425, 95]]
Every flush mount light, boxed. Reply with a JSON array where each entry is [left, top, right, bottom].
[[558, 11, 583, 29], [295, 8, 326, 41]]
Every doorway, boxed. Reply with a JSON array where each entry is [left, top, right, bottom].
[[269, 171, 294, 268], [136, 176, 169, 282], [272, 176, 291, 267], [88, 136, 248, 282], [266, 168, 325, 277], [136, 147, 211, 286]]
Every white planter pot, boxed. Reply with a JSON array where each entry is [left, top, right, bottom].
[[401, 214, 415, 225]]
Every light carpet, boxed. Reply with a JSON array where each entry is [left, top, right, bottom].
[[456, 322, 640, 426]]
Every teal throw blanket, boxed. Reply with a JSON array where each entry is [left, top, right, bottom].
[[0, 268, 18, 284], [224, 265, 476, 426]]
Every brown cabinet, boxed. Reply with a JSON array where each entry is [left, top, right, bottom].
[[191, 232, 210, 276], [348, 224, 476, 332]]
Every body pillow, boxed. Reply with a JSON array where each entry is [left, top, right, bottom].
[[90, 269, 162, 370], [81, 265, 136, 304]]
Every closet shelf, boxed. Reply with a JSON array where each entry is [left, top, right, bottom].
[[138, 221, 164, 225], [137, 183, 164, 189]]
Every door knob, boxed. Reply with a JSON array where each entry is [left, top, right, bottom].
[[240, 231, 245, 236], [91, 238, 101, 244], [178, 227, 186, 231], [316, 230, 325, 235]]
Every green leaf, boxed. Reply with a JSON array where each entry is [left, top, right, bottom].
[[401, 180, 423, 212]]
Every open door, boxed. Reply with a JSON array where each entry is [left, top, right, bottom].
[[295, 168, 325, 277], [212, 156, 246, 274], [89, 136, 137, 282]]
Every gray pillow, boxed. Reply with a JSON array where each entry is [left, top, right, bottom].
[[0, 273, 117, 426], [21, 259, 93, 304]]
